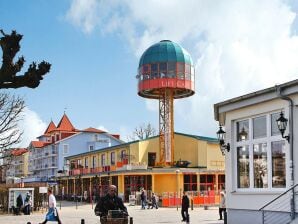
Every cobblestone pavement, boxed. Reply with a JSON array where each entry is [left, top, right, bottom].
[[0, 201, 224, 224]]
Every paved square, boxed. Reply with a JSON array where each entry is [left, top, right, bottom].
[[0, 201, 224, 224]]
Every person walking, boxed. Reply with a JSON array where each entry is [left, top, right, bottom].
[[181, 192, 189, 222], [94, 185, 128, 224], [140, 189, 147, 209], [219, 191, 226, 220], [39, 187, 62, 224], [150, 193, 158, 209]]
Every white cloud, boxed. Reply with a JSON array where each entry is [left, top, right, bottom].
[[18, 107, 47, 147], [96, 125, 108, 132], [66, 0, 298, 137]]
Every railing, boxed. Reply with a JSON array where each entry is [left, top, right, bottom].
[[259, 184, 298, 224]]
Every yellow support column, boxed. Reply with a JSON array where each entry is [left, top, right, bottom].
[[152, 174, 155, 193]]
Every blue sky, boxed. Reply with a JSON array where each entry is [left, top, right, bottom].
[[1, 0, 298, 147]]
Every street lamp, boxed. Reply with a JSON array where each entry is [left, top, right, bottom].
[[216, 126, 230, 155], [276, 111, 290, 142]]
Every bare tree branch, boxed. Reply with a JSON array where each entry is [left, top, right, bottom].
[[127, 123, 157, 141], [0, 29, 51, 89]]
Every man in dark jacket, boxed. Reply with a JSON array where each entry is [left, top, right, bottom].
[[181, 192, 189, 222], [94, 185, 128, 223]]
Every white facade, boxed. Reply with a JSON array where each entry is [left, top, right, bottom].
[[214, 79, 298, 224]]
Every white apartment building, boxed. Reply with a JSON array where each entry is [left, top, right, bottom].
[[28, 113, 123, 182]]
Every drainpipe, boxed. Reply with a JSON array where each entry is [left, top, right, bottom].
[[276, 86, 294, 219]]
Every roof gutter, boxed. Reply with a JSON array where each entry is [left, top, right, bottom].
[[275, 85, 295, 219]]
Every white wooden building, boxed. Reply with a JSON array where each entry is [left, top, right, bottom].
[[214, 79, 298, 224]]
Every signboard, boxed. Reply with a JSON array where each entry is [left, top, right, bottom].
[[8, 188, 34, 210], [39, 187, 48, 194]]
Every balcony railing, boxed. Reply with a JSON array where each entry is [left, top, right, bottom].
[[68, 163, 148, 176]]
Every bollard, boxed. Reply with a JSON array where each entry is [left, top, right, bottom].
[[191, 199, 193, 210], [76, 199, 78, 210], [129, 217, 133, 224], [224, 210, 227, 224], [81, 219, 85, 224]]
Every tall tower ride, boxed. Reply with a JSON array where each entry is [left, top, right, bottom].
[[137, 40, 195, 166]]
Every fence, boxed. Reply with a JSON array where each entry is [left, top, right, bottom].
[[161, 190, 221, 207]]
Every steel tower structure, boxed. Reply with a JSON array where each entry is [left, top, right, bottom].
[[137, 40, 195, 166]]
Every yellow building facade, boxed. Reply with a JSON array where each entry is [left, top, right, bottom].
[[61, 132, 224, 203]]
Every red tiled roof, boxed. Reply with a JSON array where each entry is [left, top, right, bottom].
[[31, 141, 47, 148], [56, 114, 76, 131], [82, 127, 106, 133], [44, 121, 56, 134], [111, 134, 120, 139], [11, 148, 28, 156]]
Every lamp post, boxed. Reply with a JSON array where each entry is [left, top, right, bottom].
[[176, 169, 180, 211]]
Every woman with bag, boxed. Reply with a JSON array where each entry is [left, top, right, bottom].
[[39, 187, 62, 224]]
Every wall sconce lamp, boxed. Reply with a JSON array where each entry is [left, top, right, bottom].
[[276, 111, 290, 142], [216, 125, 230, 155]]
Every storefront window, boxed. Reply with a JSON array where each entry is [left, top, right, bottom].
[[237, 146, 250, 188], [253, 143, 268, 188], [272, 141, 286, 188], [184, 174, 197, 191]]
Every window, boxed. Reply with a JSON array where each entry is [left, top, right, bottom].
[[111, 152, 115, 165], [89, 145, 94, 151], [184, 174, 197, 191], [63, 144, 69, 154], [167, 62, 176, 78], [253, 116, 266, 139], [159, 62, 167, 78], [272, 141, 286, 188], [177, 63, 184, 79], [85, 157, 88, 168], [253, 143, 268, 188], [77, 159, 82, 168], [235, 112, 286, 190], [271, 112, 280, 136], [200, 174, 215, 191], [92, 156, 96, 168], [237, 146, 250, 188], [101, 154, 106, 166], [151, 63, 158, 79]]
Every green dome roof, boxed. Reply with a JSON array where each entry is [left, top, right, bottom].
[[139, 40, 193, 67]]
